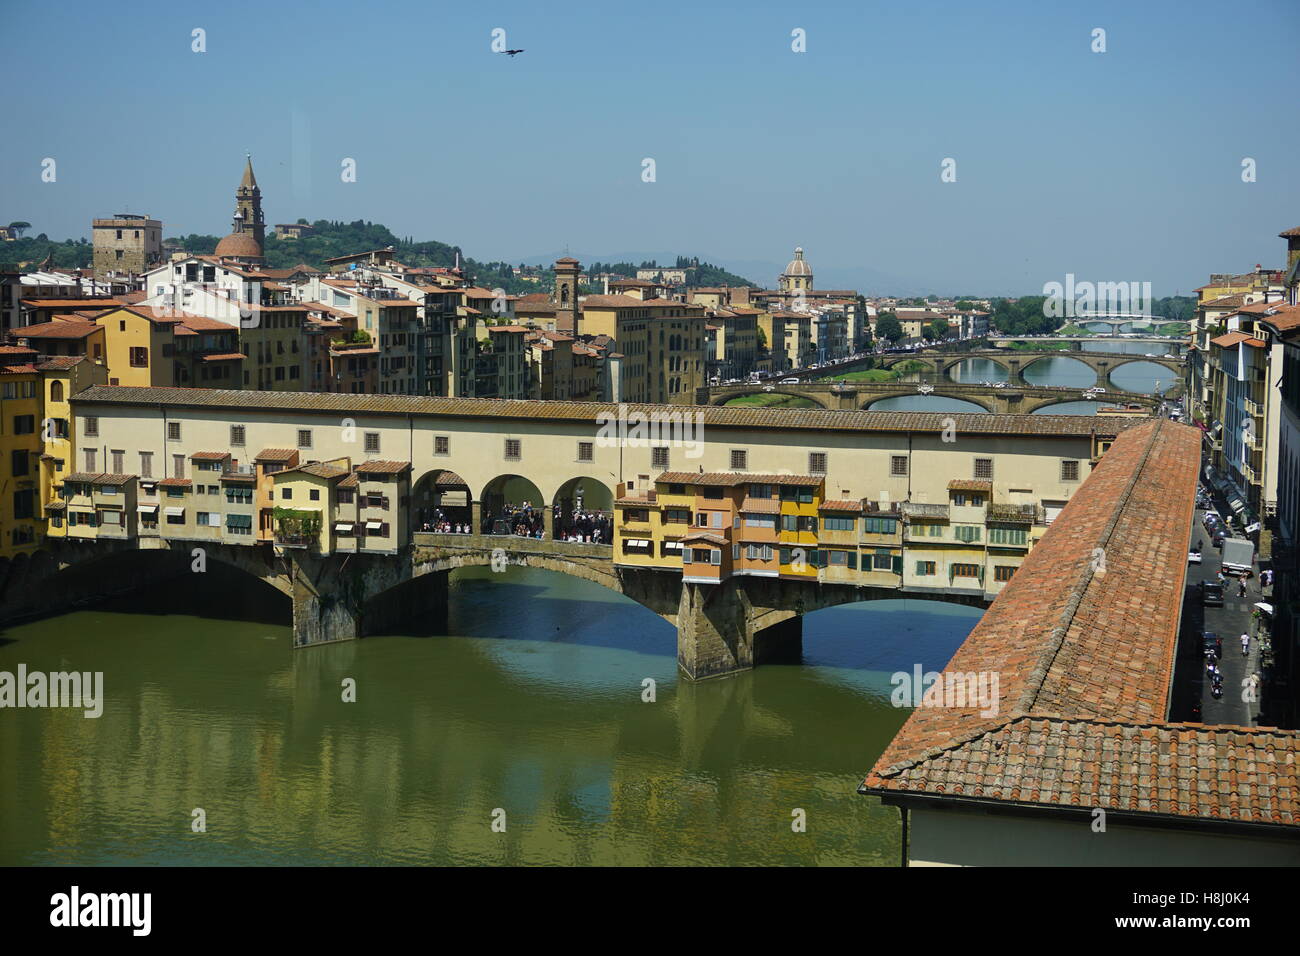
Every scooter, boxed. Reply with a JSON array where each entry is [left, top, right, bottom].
[[1211, 680, 1223, 700]]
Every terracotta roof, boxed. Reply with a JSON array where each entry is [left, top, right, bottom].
[[656, 471, 823, 488], [68, 386, 1134, 440], [189, 451, 229, 461], [354, 459, 411, 475], [863, 420, 1300, 829], [1279, 226, 1300, 238], [199, 352, 247, 362], [280, 462, 348, 480], [818, 498, 863, 512], [176, 315, 238, 333], [679, 532, 728, 546], [156, 478, 191, 488], [35, 356, 86, 370], [1210, 331, 1253, 348], [93, 473, 136, 485], [14, 320, 100, 339], [255, 448, 298, 463], [581, 294, 648, 309], [948, 479, 993, 492]]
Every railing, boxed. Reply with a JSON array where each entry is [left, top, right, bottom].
[[275, 532, 317, 548], [412, 531, 612, 558]]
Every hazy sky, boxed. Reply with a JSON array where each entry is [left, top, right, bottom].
[[3, 0, 1297, 295]]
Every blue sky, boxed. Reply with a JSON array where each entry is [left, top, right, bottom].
[[2, 0, 1297, 295]]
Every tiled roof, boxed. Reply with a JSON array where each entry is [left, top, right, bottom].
[[68, 386, 1133, 440], [680, 531, 728, 546], [156, 478, 191, 487], [255, 448, 298, 462], [189, 451, 229, 461], [656, 471, 823, 487], [354, 459, 412, 475], [14, 320, 100, 339], [863, 420, 1300, 829], [35, 356, 86, 370], [819, 499, 863, 512], [948, 479, 993, 492], [282, 462, 348, 480]]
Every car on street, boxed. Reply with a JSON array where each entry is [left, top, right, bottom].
[[1203, 632, 1221, 657], [1188, 549, 1202, 564], [779, 377, 799, 384], [1201, 582, 1225, 607]]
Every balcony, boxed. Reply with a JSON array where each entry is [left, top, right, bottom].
[[986, 503, 1039, 525], [902, 502, 949, 519]]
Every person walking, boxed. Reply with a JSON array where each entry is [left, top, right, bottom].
[[1241, 632, 1250, 655], [1239, 578, 1248, 598]]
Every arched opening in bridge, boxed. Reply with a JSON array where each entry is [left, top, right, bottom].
[[411, 468, 473, 533], [864, 395, 989, 414], [551, 476, 614, 543], [944, 358, 1008, 384], [1031, 400, 1103, 416], [721, 391, 824, 409], [794, 596, 983, 681], [480, 474, 546, 536], [45, 547, 290, 623], [1019, 354, 1097, 388], [1108, 360, 1178, 395]]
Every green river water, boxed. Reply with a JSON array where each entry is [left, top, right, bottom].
[[0, 564, 981, 866]]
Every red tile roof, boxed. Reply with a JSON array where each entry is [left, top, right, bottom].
[[863, 420, 1300, 829]]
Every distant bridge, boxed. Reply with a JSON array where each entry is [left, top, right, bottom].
[[870, 349, 1183, 389], [988, 335, 1188, 350], [706, 381, 1163, 414]]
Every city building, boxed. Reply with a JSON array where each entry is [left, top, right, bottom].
[[92, 214, 163, 278]]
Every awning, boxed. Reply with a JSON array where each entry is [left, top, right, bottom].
[[625, 538, 650, 547], [335, 523, 354, 533], [365, 521, 382, 531], [164, 507, 184, 517], [1255, 602, 1274, 615], [226, 514, 252, 528], [662, 540, 683, 551], [137, 504, 158, 514]]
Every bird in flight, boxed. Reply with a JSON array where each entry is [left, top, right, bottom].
[[503, 49, 525, 57]]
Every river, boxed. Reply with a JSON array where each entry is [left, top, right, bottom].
[[0, 563, 981, 866]]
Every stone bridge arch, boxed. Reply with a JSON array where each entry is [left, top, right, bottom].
[[710, 387, 831, 409], [859, 391, 995, 413]]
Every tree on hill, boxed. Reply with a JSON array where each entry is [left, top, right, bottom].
[[8, 221, 31, 238]]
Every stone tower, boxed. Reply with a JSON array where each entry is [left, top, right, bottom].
[[553, 257, 581, 333], [214, 157, 266, 264]]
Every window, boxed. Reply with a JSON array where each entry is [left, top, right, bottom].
[[83, 448, 96, 472], [748, 484, 773, 499], [577, 441, 593, 462], [730, 449, 747, 470], [974, 458, 993, 479], [173, 455, 185, 478], [129, 347, 148, 367], [989, 526, 1027, 546], [824, 516, 854, 531], [953, 563, 980, 579], [230, 425, 245, 446], [995, 565, 1016, 582], [365, 432, 380, 453], [915, 560, 936, 576], [111, 450, 124, 473], [863, 516, 897, 535], [890, 455, 908, 477], [84, 416, 99, 437], [297, 430, 312, 449], [50, 381, 64, 403], [11, 449, 29, 477], [309, 489, 321, 501], [1061, 460, 1080, 481], [281, 488, 292, 500], [504, 439, 521, 460], [434, 436, 449, 456], [336, 488, 354, 504], [873, 552, 894, 570], [652, 446, 669, 470], [954, 525, 981, 543], [167, 421, 181, 441], [139, 451, 153, 478], [809, 452, 827, 474], [12, 415, 34, 435]]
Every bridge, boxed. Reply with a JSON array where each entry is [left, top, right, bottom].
[[1, 385, 1139, 681], [870, 349, 1183, 390], [988, 335, 1188, 350], [705, 380, 1163, 414]]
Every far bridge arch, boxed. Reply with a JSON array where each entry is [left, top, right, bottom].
[[712, 387, 831, 409]]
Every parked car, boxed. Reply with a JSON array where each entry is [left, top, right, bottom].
[[1188, 549, 1202, 564], [779, 377, 799, 384], [1201, 582, 1225, 607]]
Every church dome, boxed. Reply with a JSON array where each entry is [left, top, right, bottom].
[[784, 247, 812, 276], [215, 232, 263, 260]]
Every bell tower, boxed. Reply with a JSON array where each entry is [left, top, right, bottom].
[[553, 257, 581, 333], [235, 155, 265, 248]]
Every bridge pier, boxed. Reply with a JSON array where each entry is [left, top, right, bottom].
[[290, 552, 413, 648], [676, 580, 755, 680]]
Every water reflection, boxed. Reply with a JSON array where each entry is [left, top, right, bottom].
[[0, 566, 980, 866]]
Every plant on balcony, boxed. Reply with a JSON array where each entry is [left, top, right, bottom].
[[273, 507, 321, 542]]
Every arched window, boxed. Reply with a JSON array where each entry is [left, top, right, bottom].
[[49, 381, 64, 403]]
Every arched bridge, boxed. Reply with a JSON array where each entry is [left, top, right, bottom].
[[707, 381, 1163, 414], [873, 349, 1183, 388]]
